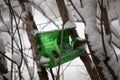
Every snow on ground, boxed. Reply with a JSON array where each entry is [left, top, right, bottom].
[[48, 58, 90, 80]]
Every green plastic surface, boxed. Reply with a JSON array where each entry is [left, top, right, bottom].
[[35, 28, 86, 68]]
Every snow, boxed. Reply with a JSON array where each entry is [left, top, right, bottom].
[[49, 58, 90, 80], [0, 21, 10, 32], [64, 21, 76, 29], [111, 34, 120, 48], [76, 37, 84, 41], [83, 0, 96, 5], [115, 1, 120, 25], [111, 25, 120, 39], [111, 20, 120, 38], [108, 1, 120, 22], [0, 0, 5, 5], [82, 0, 119, 79], [81, 6, 96, 21], [1, 0, 120, 80], [88, 32, 100, 45], [75, 22, 85, 39], [22, 11, 27, 18], [0, 25, 9, 32], [90, 61, 95, 70], [0, 25, 11, 45], [108, 55, 120, 78], [99, 62, 113, 80], [12, 54, 21, 66], [40, 56, 50, 63], [38, 0, 60, 20], [19, 0, 120, 80], [29, 67, 34, 78]]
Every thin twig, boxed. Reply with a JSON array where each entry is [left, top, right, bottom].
[[31, 2, 60, 29], [69, 0, 85, 24]]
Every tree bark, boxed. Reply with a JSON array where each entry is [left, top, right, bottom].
[[85, 34, 107, 80], [0, 55, 8, 74], [101, 6, 117, 79], [56, 0, 100, 80], [24, 11, 48, 80], [0, 52, 8, 80], [70, 30, 100, 80]]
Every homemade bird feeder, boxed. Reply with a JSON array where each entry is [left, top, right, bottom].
[[35, 27, 86, 68]]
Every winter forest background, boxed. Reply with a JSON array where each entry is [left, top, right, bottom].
[[0, 0, 120, 80]]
